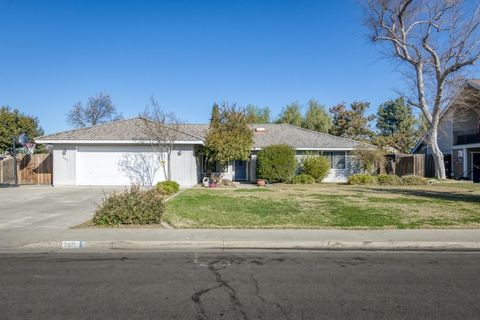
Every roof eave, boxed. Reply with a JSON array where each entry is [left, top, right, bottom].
[[34, 139, 205, 145]]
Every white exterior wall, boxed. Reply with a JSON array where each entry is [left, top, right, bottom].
[[52, 144, 198, 187], [53, 145, 77, 185], [322, 153, 359, 183], [169, 144, 198, 186]]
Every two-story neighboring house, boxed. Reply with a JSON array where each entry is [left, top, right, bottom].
[[413, 80, 480, 182]]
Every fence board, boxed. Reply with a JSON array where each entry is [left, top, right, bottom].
[[385, 154, 425, 177], [17, 154, 52, 185], [0, 157, 15, 184]]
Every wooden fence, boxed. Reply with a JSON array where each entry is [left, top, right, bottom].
[[385, 153, 451, 178], [0, 157, 15, 184], [0, 154, 52, 185], [385, 154, 426, 177]]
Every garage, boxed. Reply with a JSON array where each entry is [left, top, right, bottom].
[[50, 143, 198, 187], [76, 145, 164, 186]]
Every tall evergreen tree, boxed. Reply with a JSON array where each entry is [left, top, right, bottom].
[[210, 103, 220, 126], [329, 101, 375, 142], [375, 97, 420, 153]]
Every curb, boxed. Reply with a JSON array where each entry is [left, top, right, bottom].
[[13, 240, 480, 252]]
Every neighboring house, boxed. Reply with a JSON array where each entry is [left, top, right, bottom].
[[35, 119, 367, 186], [413, 80, 480, 182]]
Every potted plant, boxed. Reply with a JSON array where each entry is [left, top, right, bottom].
[[209, 174, 218, 188], [256, 179, 266, 186]]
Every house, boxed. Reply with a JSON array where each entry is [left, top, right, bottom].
[[35, 119, 367, 186], [413, 80, 480, 182]]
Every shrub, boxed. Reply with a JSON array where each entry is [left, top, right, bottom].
[[302, 156, 330, 182], [347, 174, 377, 185], [93, 186, 165, 226], [352, 145, 386, 174], [377, 174, 403, 185], [256, 144, 296, 183], [290, 174, 315, 184], [155, 180, 180, 195], [401, 175, 428, 185]]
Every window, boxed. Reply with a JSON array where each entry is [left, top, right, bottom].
[[322, 151, 346, 170], [331, 152, 346, 169]]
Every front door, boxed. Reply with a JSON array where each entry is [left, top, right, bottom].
[[234, 160, 247, 181], [473, 153, 480, 183]]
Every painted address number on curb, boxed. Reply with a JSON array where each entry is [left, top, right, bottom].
[[61, 241, 86, 249]]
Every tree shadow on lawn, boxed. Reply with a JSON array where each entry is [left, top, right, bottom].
[[365, 188, 480, 204]]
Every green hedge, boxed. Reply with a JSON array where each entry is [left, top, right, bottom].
[[348, 174, 429, 186], [290, 174, 315, 184], [302, 156, 330, 182], [93, 186, 165, 226], [155, 180, 180, 195], [256, 144, 296, 183], [347, 174, 377, 185], [377, 174, 402, 185], [401, 175, 428, 185]]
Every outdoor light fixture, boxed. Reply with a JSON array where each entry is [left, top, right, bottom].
[[177, 150, 182, 156]]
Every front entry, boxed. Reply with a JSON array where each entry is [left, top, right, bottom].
[[473, 153, 480, 183], [234, 160, 247, 181]]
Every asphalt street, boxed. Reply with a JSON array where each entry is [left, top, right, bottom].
[[1, 251, 479, 320]]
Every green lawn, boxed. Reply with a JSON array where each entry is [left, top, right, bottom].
[[164, 182, 480, 229]]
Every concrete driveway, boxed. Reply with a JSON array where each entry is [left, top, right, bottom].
[[0, 186, 120, 230]]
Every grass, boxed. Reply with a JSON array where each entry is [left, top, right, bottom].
[[164, 182, 480, 229]]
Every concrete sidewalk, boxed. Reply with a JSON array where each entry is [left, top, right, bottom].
[[2, 228, 480, 252]]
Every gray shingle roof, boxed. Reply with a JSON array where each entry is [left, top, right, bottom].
[[35, 118, 204, 142], [36, 118, 367, 149], [249, 124, 365, 149]]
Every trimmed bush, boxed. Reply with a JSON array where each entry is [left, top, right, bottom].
[[302, 156, 330, 182], [93, 186, 165, 226], [290, 174, 315, 184], [256, 144, 296, 183], [377, 174, 403, 185], [347, 174, 377, 185], [155, 180, 180, 195], [401, 175, 428, 185]]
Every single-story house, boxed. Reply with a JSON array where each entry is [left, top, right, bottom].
[[413, 79, 480, 182], [35, 119, 367, 186]]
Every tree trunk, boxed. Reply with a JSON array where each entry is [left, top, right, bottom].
[[167, 152, 172, 181], [429, 130, 447, 179]]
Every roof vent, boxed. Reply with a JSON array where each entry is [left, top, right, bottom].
[[255, 127, 267, 133]]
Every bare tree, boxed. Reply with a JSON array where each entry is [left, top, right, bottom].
[[67, 92, 122, 128], [364, 0, 480, 179], [118, 153, 161, 187], [139, 97, 180, 181]]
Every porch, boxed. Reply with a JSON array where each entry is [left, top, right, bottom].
[[200, 157, 255, 183], [452, 145, 480, 182]]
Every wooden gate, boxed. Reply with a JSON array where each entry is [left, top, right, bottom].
[[385, 154, 425, 177], [0, 157, 15, 184], [17, 154, 53, 185]]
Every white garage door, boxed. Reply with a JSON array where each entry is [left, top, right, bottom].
[[76, 145, 165, 186]]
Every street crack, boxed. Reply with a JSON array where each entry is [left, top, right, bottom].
[[191, 259, 248, 320]]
